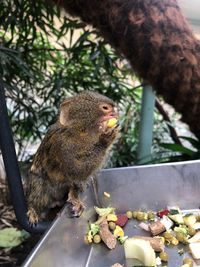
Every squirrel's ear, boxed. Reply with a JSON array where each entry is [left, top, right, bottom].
[[59, 97, 73, 126]]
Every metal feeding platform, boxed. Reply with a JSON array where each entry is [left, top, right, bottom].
[[23, 160, 200, 267]]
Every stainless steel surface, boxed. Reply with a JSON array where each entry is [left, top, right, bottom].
[[23, 160, 200, 267]]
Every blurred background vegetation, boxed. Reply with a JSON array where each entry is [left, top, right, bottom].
[[0, 0, 199, 167]]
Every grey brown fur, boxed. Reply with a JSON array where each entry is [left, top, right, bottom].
[[26, 91, 119, 224]]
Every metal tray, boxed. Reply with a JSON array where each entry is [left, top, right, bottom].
[[22, 160, 200, 267]]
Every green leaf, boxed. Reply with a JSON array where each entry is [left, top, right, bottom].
[[0, 228, 30, 248], [179, 136, 200, 149], [94, 206, 115, 217], [160, 143, 195, 156], [89, 224, 100, 236]]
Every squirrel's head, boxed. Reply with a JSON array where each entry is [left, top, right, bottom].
[[59, 91, 118, 131]]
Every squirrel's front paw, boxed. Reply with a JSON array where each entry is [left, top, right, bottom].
[[66, 198, 85, 218], [27, 207, 39, 226], [99, 124, 120, 145]]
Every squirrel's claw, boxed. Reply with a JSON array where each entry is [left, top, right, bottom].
[[27, 207, 39, 226], [66, 190, 85, 217]]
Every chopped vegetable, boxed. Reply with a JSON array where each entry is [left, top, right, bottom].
[[149, 221, 166, 235], [175, 232, 188, 243], [189, 242, 200, 259], [85, 205, 200, 262], [187, 226, 196, 236], [86, 233, 93, 243], [116, 214, 128, 227], [134, 236, 164, 252], [159, 251, 169, 262], [188, 231, 200, 243], [160, 215, 173, 230], [113, 225, 124, 237], [168, 206, 181, 215], [118, 235, 128, 244], [156, 257, 162, 265], [163, 231, 174, 241], [174, 226, 188, 236], [124, 238, 156, 266], [126, 211, 133, 219], [157, 209, 170, 218], [89, 223, 100, 236], [108, 221, 116, 231], [195, 213, 200, 221], [93, 234, 101, 244], [85, 223, 100, 244], [171, 236, 179, 245], [94, 206, 115, 217], [183, 214, 196, 226], [132, 211, 138, 219], [138, 222, 150, 232], [168, 214, 184, 224], [148, 211, 156, 220], [183, 257, 193, 267], [84, 235, 92, 244], [192, 222, 200, 230], [136, 211, 147, 221], [107, 214, 117, 222]]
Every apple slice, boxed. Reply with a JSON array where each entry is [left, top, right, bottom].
[[189, 242, 200, 259], [124, 238, 156, 266]]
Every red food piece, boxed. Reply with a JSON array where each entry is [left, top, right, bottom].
[[116, 214, 128, 227], [157, 209, 170, 218]]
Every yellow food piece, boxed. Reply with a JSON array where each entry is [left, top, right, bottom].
[[86, 234, 93, 243], [124, 238, 156, 266], [84, 235, 91, 244], [126, 211, 133, 219], [171, 237, 179, 246], [108, 221, 116, 231], [183, 257, 193, 267], [107, 118, 117, 128], [159, 251, 169, 262], [183, 215, 196, 226], [104, 191, 111, 198], [163, 232, 174, 241], [188, 226, 196, 236], [107, 214, 118, 222], [93, 234, 101, 244], [113, 225, 124, 237]]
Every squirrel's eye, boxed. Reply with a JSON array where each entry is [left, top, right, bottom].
[[102, 105, 109, 110]]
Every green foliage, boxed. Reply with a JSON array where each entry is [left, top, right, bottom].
[[0, 227, 30, 248], [0, 0, 192, 166], [156, 136, 200, 163], [0, 0, 142, 164]]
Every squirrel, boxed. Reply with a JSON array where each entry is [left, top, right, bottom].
[[26, 91, 119, 225]]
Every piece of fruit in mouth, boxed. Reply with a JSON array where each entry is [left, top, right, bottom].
[[106, 118, 118, 128]]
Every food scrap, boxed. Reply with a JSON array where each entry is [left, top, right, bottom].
[[104, 191, 111, 198], [109, 264, 123, 267], [85, 206, 200, 265], [124, 238, 156, 266]]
